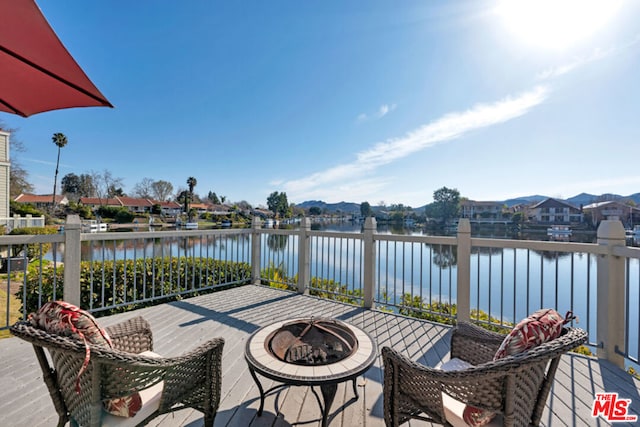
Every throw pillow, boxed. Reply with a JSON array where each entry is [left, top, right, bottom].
[[28, 300, 113, 393], [493, 309, 575, 360], [29, 301, 143, 418]]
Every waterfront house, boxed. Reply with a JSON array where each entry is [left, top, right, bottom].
[[153, 199, 182, 216], [190, 202, 212, 215], [583, 200, 640, 227], [460, 199, 507, 220], [14, 193, 69, 210], [117, 196, 154, 214], [529, 197, 583, 224], [78, 196, 122, 210]]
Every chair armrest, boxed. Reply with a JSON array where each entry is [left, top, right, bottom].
[[98, 336, 225, 412], [451, 322, 505, 365], [382, 345, 511, 426], [144, 337, 225, 413], [105, 316, 153, 354]]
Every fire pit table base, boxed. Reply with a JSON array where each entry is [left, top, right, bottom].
[[248, 368, 356, 427], [244, 318, 377, 427]]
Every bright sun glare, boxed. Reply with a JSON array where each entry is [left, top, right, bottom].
[[496, 0, 624, 50]]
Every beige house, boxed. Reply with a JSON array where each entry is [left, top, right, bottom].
[[78, 197, 122, 209], [190, 202, 211, 214], [116, 196, 154, 214], [153, 200, 182, 216], [459, 200, 506, 220], [583, 200, 640, 227], [529, 197, 583, 224], [14, 193, 69, 209], [0, 131, 10, 220]]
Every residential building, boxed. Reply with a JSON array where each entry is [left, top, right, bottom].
[[529, 197, 583, 224], [116, 197, 154, 214], [0, 131, 9, 220], [583, 200, 640, 227], [190, 203, 211, 215], [459, 200, 506, 220], [14, 193, 69, 210], [153, 200, 182, 216], [78, 197, 121, 210]]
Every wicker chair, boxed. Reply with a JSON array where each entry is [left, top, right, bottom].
[[10, 316, 224, 427], [382, 322, 587, 427]]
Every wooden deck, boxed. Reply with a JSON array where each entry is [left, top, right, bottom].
[[1, 284, 639, 426]]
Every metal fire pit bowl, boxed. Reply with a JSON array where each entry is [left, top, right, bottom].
[[265, 318, 358, 366], [245, 318, 377, 427]]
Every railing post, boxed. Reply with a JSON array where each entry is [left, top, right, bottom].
[[456, 218, 471, 323], [596, 220, 626, 368], [363, 217, 376, 309], [63, 215, 82, 306], [297, 217, 311, 294], [251, 216, 262, 285]]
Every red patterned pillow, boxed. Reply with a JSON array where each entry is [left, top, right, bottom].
[[29, 300, 113, 393], [29, 301, 142, 418], [493, 309, 575, 360]]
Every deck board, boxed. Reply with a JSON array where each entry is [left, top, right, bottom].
[[1, 284, 638, 426]]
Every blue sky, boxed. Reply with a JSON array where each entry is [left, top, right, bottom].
[[2, 0, 640, 208]]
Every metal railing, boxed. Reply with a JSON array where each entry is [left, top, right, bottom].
[[1, 215, 639, 369]]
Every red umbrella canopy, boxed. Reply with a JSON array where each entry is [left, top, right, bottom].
[[0, 0, 113, 117]]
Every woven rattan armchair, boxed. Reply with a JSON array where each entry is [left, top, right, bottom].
[[382, 322, 587, 427], [10, 316, 224, 427]]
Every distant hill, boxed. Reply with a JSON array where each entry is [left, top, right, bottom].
[[296, 200, 361, 213], [502, 195, 547, 207], [296, 192, 640, 214], [566, 193, 640, 206], [566, 193, 600, 206]]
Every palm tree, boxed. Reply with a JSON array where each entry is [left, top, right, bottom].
[[186, 177, 197, 220], [51, 133, 68, 209]]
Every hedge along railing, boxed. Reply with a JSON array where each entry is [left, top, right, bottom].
[[19, 257, 252, 316]]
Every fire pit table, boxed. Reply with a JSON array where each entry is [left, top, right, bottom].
[[245, 317, 377, 427]]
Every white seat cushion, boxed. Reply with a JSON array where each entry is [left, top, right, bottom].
[[101, 351, 164, 427], [438, 358, 503, 427]]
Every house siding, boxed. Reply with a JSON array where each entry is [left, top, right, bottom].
[[0, 131, 10, 219]]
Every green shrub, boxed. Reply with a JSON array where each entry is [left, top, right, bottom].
[[308, 277, 363, 305], [17, 257, 251, 317], [114, 209, 135, 223], [68, 202, 93, 219], [96, 206, 134, 221], [10, 201, 44, 217]]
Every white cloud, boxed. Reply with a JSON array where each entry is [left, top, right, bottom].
[[356, 113, 368, 123], [377, 103, 397, 118], [285, 86, 550, 201], [356, 103, 397, 123]]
